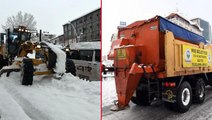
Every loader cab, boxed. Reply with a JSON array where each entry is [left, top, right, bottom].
[[0, 33, 6, 45], [7, 26, 31, 56], [12, 26, 31, 42]]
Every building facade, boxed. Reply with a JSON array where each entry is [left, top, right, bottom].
[[166, 13, 203, 36], [191, 18, 212, 43], [50, 34, 65, 45], [63, 8, 100, 44]]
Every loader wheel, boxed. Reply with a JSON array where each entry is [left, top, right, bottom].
[[131, 85, 154, 106], [21, 59, 34, 85], [175, 81, 192, 113], [193, 79, 205, 104], [0, 55, 3, 69], [66, 59, 76, 76]]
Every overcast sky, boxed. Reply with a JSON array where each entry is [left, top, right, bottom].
[[0, 0, 100, 35], [102, 0, 212, 55]]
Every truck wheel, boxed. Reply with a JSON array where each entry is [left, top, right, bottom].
[[176, 81, 192, 113], [193, 79, 205, 104], [131, 87, 154, 106], [66, 59, 76, 76], [21, 59, 34, 85]]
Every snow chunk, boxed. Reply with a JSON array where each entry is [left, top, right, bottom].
[[42, 41, 66, 74]]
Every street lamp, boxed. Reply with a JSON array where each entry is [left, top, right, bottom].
[[68, 21, 83, 43]]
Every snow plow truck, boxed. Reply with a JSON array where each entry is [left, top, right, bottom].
[[0, 26, 68, 85], [108, 16, 212, 113]]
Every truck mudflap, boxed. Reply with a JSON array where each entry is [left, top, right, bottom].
[[162, 87, 177, 103]]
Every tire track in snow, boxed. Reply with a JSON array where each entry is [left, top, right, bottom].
[[3, 83, 52, 120], [0, 85, 31, 120]]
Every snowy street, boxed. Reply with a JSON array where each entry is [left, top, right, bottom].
[[103, 78, 212, 120], [0, 72, 100, 120]]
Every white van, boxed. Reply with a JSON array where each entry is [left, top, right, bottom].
[[66, 42, 100, 81]]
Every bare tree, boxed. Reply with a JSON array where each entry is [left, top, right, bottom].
[[2, 11, 37, 31]]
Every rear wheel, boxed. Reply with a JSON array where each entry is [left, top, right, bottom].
[[193, 79, 205, 103], [175, 81, 192, 113], [21, 59, 34, 85]]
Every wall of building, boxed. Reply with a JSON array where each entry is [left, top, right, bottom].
[[191, 18, 212, 43], [63, 8, 100, 44], [168, 16, 202, 36]]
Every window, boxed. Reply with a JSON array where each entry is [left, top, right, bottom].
[[79, 50, 93, 61], [95, 50, 100, 62], [79, 20, 82, 24], [64, 25, 68, 32], [68, 50, 80, 60], [83, 28, 86, 33], [84, 17, 87, 22]]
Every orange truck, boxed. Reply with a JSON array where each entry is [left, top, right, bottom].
[[108, 16, 212, 113]]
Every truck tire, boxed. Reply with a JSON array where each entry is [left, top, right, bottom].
[[66, 59, 76, 76], [193, 79, 205, 104], [176, 81, 192, 113], [131, 85, 154, 106], [21, 59, 34, 85]]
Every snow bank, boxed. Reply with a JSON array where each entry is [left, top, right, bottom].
[[43, 41, 66, 73], [69, 41, 100, 50], [0, 72, 100, 120]]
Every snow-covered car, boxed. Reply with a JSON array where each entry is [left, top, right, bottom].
[[66, 42, 100, 81]]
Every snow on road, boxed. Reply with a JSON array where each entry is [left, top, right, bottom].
[[102, 77, 116, 107], [0, 72, 100, 120], [103, 78, 212, 120]]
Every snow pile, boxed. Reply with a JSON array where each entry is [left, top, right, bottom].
[[102, 78, 117, 107], [69, 41, 100, 50], [43, 41, 66, 73], [0, 72, 100, 120]]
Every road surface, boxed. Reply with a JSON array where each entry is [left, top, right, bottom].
[[103, 86, 212, 120]]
